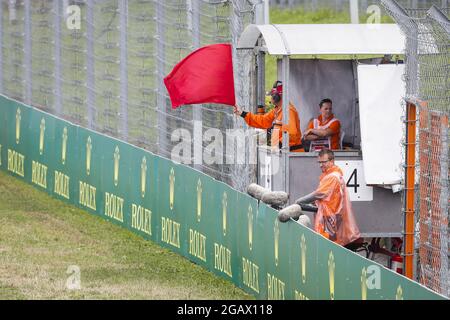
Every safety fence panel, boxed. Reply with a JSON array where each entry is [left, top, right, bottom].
[[382, 0, 449, 296], [419, 106, 449, 293], [0, 0, 257, 191], [0, 95, 446, 300]]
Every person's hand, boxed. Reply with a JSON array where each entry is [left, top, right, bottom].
[[304, 129, 313, 136], [233, 104, 243, 116]]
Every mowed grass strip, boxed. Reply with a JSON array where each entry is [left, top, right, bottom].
[[0, 171, 252, 300]]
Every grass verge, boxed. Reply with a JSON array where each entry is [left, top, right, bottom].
[[0, 171, 252, 300]]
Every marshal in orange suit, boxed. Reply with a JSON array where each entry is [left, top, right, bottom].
[[233, 81, 304, 152]]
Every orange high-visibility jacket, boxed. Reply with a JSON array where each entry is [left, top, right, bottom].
[[314, 165, 360, 246], [307, 114, 341, 150], [243, 103, 303, 151]]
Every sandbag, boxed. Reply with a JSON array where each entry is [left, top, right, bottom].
[[278, 204, 302, 222]]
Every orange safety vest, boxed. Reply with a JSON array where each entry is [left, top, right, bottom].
[[308, 114, 341, 151], [314, 165, 360, 246], [244, 103, 304, 152]]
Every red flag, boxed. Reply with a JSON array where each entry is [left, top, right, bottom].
[[164, 43, 236, 109]]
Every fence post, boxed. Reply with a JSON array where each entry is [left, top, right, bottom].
[[350, 0, 360, 24], [119, 0, 128, 141], [86, 0, 95, 129], [54, 0, 62, 115], [187, 0, 202, 170], [24, 0, 32, 105], [156, 1, 167, 156]]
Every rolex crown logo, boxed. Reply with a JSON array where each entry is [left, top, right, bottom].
[[222, 192, 227, 236], [169, 168, 175, 211], [396, 285, 403, 300], [274, 219, 280, 267], [62, 127, 68, 165], [300, 234, 307, 284], [15, 108, 21, 144], [141, 157, 147, 198], [361, 268, 367, 300], [247, 204, 253, 251], [196, 179, 202, 222], [114, 146, 120, 187], [39, 118, 46, 155], [328, 251, 335, 300], [86, 136, 92, 176]]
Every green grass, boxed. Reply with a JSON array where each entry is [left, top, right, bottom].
[[0, 171, 252, 300]]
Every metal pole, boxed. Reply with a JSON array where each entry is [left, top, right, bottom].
[[281, 56, 290, 151], [381, 0, 418, 280], [24, 0, 32, 105], [9, 0, 16, 24], [350, 0, 360, 24], [63, 0, 69, 18], [404, 102, 417, 280], [282, 55, 290, 194], [86, 0, 95, 129], [119, 0, 128, 141], [351, 61, 359, 147], [264, 0, 270, 24], [187, 0, 202, 170], [255, 1, 267, 107], [256, 44, 265, 107], [255, 0, 265, 25], [54, 0, 62, 115], [156, 0, 167, 156]]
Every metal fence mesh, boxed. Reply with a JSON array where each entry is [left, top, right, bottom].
[[382, 0, 449, 297], [0, 0, 257, 189], [269, 0, 449, 11]]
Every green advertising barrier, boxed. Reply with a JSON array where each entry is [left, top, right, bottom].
[[156, 160, 187, 256], [98, 135, 132, 230], [0, 95, 446, 300], [236, 193, 266, 298], [209, 181, 240, 287], [28, 109, 55, 194], [126, 146, 158, 243], [4, 99, 30, 183], [289, 220, 320, 300], [181, 168, 217, 271], [75, 128, 104, 217], [262, 204, 293, 300], [52, 120, 78, 203]]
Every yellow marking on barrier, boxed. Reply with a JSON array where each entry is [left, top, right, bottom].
[[32, 160, 48, 189]]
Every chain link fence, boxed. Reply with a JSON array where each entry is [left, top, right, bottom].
[[270, 0, 449, 11], [0, 0, 257, 189], [382, 0, 449, 297]]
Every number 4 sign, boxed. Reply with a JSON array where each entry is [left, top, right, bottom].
[[335, 160, 373, 202]]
